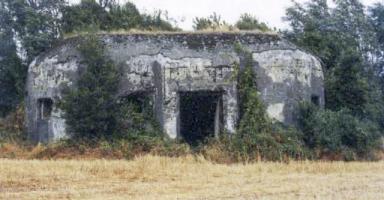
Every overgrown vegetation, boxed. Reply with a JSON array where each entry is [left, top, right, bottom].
[[200, 43, 382, 162], [235, 13, 271, 32], [60, 36, 120, 141], [299, 102, 381, 160], [193, 12, 272, 32], [281, 0, 384, 160], [60, 36, 163, 144], [193, 13, 232, 31], [62, 0, 178, 33], [0, 0, 179, 117], [0, 105, 25, 143], [0, 0, 384, 162], [0, 0, 61, 116], [284, 0, 384, 125], [58, 36, 181, 158], [195, 45, 307, 162]]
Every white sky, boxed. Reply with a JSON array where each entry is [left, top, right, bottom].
[[73, 0, 382, 30]]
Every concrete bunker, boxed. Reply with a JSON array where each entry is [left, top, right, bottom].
[[178, 91, 223, 146], [26, 32, 325, 143]]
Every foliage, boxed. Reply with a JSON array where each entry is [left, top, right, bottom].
[[0, 53, 26, 117], [325, 49, 369, 116], [141, 10, 179, 31], [61, 0, 111, 33], [229, 44, 306, 161], [235, 44, 269, 135], [0, 0, 382, 162], [108, 2, 142, 30], [370, 3, 384, 53], [193, 13, 271, 32], [0, 105, 26, 143], [116, 96, 162, 142], [299, 102, 382, 159], [0, 0, 65, 115], [230, 124, 306, 162], [60, 35, 163, 144], [3, 0, 65, 63], [370, 3, 384, 92], [60, 35, 120, 140], [97, 0, 116, 8], [193, 13, 233, 31], [0, 0, 177, 116], [0, 4, 25, 114], [235, 13, 270, 32], [284, 0, 384, 134], [62, 0, 178, 33]]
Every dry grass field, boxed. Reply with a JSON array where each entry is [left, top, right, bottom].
[[0, 156, 384, 200]]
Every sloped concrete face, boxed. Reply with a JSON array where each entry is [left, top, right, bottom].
[[253, 49, 324, 124], [26, 32, 324, 143]]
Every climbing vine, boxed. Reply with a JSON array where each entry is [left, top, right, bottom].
[[229, 43, 305, 161], [234, 43, 269, 135]]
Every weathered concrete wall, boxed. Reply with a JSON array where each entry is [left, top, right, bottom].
[[26, 32, 324, 143]]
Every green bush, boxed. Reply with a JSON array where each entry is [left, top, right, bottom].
[[60, 35, 120, 140], [119, 98, 161, 134], [61, 35, 164, 145], [299, 102, 382, 159], [228, 123, 306, 162], [235, 13, 270, 32], [0, 105, 26, 143]]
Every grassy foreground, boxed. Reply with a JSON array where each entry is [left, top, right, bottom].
[[0, 156, 383, 200]]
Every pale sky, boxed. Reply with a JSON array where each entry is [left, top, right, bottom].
[[73, 0, 382, 30]]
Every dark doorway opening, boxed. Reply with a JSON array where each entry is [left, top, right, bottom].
[[179, 91, 223, 146], [118, 91, 156, 131], [311, 95, 320, 106], [119, 91, 153, 114], [38, 98, 53, 120], [37, 98, 53, 142]]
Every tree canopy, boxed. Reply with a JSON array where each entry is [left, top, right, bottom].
[[284, 0, 384, 121], [0, 0, 179, 116]]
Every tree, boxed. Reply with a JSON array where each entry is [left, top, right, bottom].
[[284, 0, 377, 116], [0, 1, 20, 116], [366, 3, 384, 129], [235, 13, 270, 32], [0, 51, 25, 117], [60, 35, 162, 141], [286, 0, 384, 153], [98, 0, 115, 8], [5, 0, 65, 63], [0, 0, 177, 117], [60, 36, 120, 140], [61, 0, 111, 33], [326, 49, 369, 116], [284, 0, 335, 69], [0, 0, 64, 116], [370, 3, 384, 84], [370, 3, 384, 52]]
